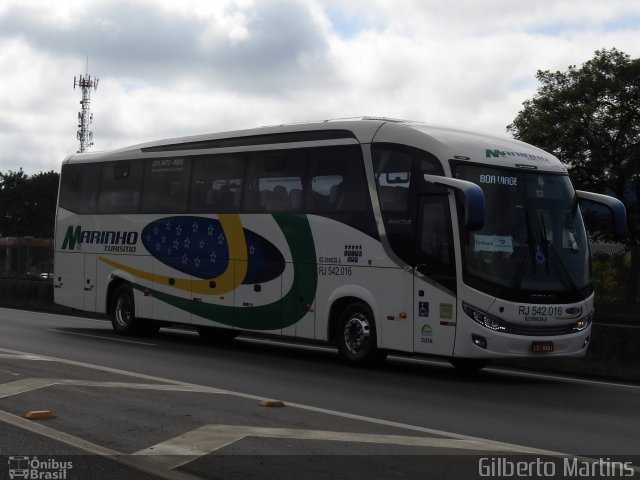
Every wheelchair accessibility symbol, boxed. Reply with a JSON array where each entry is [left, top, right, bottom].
[[419, 302, 429, 317]]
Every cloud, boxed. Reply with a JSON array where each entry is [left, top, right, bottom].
[[0, 0, 638, 174], [0, 0, 333, 91]]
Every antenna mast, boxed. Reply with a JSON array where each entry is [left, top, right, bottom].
[[73, 58, 99, 153]]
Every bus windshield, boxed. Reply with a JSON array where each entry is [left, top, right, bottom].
[[454, 164, 591, 303]]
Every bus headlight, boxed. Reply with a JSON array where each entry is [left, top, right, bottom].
[[573, 311, 593, 332], [463, 304, 507, 332]]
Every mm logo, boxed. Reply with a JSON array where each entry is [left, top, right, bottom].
[[486, 148, 550, 163], [61, 226, 138, 251], [62, 226, 82, 250]]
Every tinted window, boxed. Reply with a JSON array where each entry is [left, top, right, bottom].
[[372, 144, 446, 266], [189, 154, 245, 213], [98, 161, 143, 214], [141, 157, 191, 213], [416, 196, 456, 292], [374, 149, 412, 212], [60, 144, 376, 242], [245, 150, 306, 212], [307, 146, 369, 212], [59, 163, 100, 214]]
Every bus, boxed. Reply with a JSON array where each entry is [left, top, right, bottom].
[[54, 118, 626, 370]]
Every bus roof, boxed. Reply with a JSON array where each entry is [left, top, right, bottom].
[[374, 120, 566, 173], [63, 117, 566, 173]]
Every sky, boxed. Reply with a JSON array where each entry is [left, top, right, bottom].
[[0, 0, 638, 175]]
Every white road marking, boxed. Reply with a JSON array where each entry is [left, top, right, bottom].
[[0, 377, 232, 398], [0, 353, 50, 360], [45, 328, 157, 346], [61, 379, 230, 395], [0, 408, 120, 456], [0, 378, 60, 398], [134, 424, 536, 469], [0, 408, 201, 480], [483, 365, 640, 390], [3, 376, 536, 469], [0, 345, 638, 475], [0, 346, 565, 458]]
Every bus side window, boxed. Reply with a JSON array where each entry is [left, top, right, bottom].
[[188, 154, 244, 213], [373, 149, 412, 213], [141, 157, 191, 214], [97, 161, 143, 214], [308, 173, 340, 210], [59, 163, 100, 214], [377, 185, 408, 211], [372, 143, 446, 266], [307, 146, 368, 213], [245, 150, 305, 213]]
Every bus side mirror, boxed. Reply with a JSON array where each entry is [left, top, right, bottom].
[[424, 174, 485, 231], [576, 190, 627, 238]]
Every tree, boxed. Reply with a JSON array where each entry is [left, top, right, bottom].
[[507, 48, 640, 303], [23, 171, 60, 238], [0, 169, 29, 237], [0, 169, 59, 238]]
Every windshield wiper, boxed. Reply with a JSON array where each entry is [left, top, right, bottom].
[[509, 210, 535, 290], [539, 212, 579, 292]]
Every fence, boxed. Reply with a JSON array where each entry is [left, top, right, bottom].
[[0, 237, 53, 279]]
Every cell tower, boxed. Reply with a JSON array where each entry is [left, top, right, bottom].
[[74, 59, 99, 153]]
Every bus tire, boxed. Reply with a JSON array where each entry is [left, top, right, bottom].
[[110, 283, 158, 336], [196, 326, 240, 342], [449, 358, 490, 371], [336, 302, 386, 367]]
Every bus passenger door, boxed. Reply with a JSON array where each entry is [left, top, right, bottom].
[[413, 195, 457, 357]]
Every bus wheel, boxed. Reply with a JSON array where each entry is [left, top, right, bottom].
[[196, 326, 240, 342], [449, 358, 490, 372], [337, 303, 386, 367], [110, 283, 158, 336]]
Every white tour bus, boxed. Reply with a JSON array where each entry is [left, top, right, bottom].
[[54, 118, 626, 369]]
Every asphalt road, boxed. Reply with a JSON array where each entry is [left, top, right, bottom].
[[0, 307, 638, 480]]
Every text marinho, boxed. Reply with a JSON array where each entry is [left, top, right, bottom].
[[61, 226, 138, 253]]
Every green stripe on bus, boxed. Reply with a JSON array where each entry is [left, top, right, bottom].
[[126, 214, 317, 330]]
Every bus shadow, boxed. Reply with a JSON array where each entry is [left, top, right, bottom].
[[52, 325, 562, 387]]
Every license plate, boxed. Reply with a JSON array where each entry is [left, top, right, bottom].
[[531, 341, 554, 353]]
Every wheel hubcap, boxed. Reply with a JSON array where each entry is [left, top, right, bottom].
[[343, 314, 371, 355], [115, 295, 132, 327]]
